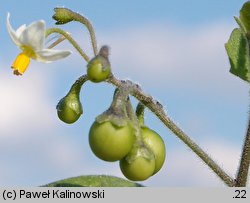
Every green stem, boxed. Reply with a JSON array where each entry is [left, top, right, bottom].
[[136, 102, 145, 125], [69, 11, 98, 56], [46, 28, 89, 62], [110, 87, 129, 114], [126, 98, 144, 143], [95, 87, 130, 127], [107, 75, 235, 187], [69, 74, 89, 96], [235, 117, 250, 186]]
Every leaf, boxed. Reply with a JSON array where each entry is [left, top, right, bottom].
[[43, 175, 144, 187], [240, 1, 250, 32], [234, 16, 247, 34], [225, 28, 250, 83]]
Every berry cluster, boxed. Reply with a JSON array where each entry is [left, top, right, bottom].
[[56, 46, 166, 181]]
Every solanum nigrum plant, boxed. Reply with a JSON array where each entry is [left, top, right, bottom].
[[6, 2, 250, 186]]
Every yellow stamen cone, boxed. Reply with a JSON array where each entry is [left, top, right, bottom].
[[12, 53, 30, 75]]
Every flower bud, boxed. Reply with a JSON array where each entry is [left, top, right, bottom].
[[53, 8, 74, 25]]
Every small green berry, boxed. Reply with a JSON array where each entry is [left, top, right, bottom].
[[56, 93, 83, 124], [87, 46, 111, 83]]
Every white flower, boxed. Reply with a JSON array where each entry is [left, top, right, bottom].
[[6, 13, 72, 75]]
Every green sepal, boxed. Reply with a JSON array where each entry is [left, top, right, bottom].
[[95, 108, 129, 127], [225, 28, 250, 83], [95, 88, 129, 127], [123, 142, 155, 164]]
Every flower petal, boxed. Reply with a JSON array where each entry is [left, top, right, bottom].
[[35, 49, 72, 62], [16, 24, 26, 37], [6, 13, 22, 47], [19, 20, 46, 51]]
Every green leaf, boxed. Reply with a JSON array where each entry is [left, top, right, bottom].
[[240, 1, 250, 32], [234, 16, 247, 34], [225, 28, 250, 83], [43, 175, 144, 187]]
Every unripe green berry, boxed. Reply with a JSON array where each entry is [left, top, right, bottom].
[[56, 93, 83, 124], [141, 126, 166, 174], [87, 46, 111, 83], [120, 145, 155, 181], [87, 55, 111, 83]]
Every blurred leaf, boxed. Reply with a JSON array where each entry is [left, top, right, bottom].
[[240, 1, 250, 32], [225, 28, 250, 83], [43, 175, 143, 187], [234, 16, 247, 34]]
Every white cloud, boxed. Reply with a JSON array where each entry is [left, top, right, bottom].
[[0, 67, 55, 137], [98, 22, 249, 100], [0, 65, 120, 186]]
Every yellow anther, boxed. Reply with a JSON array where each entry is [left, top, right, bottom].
[[11, 53, 30, 76]]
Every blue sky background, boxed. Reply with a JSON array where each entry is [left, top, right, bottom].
[[0, 0, 249, 186]]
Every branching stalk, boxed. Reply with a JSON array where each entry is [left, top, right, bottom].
[[107, 75, 235, 187], [49, 9, 247, 187]]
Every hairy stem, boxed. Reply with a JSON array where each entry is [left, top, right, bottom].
[[107, 75, 235, 187], [69, 74, 89, 95], [69, 11, 98, 56], [235, 117, 250, 187], [46, 28, 89, 62], [136, 102, 145, 125]]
